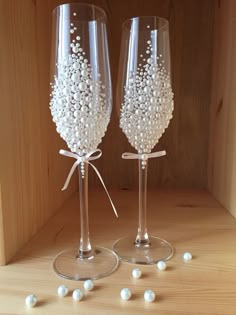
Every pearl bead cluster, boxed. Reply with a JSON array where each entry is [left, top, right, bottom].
[[120, 40, 174, 154], [121, 254, 193, 303], [50, 25, 110, 158], [57, 280, 94, 302], [120, 268, 156, 302], [24, 252, 193, 307]]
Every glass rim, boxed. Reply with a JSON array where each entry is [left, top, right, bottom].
[[122, 16, 169, 29], [52, 2, 107, 21]]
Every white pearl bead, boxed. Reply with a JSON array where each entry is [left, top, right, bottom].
[[132, 268, 142, 278], [72, 289, 83, 301], [73, 92, 80, 101], [83, 279, 94, 291], [144, 290, 155, 302], [183, 252, 192, 261], [57, 284, 69, 297], [63, 87, 69, 95], [157, 261, 167, 271], [72, 46, 79, 53], [79, 82, 86, 91], [139, 95, 145, 102], [72, 63, 78, 70], [120, 288, 132, 300], [81, 106, 87, 112], [25, 294, 37, 307], [144, 86, 151, 93], [71, 73, 79, 81], [81, 70, 87, 77]]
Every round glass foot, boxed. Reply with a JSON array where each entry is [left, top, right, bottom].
[[113, 235, 174, 264], [53, 246, 119, 281]]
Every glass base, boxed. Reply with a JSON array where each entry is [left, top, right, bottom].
[[53, 246, 119, 281], [113, 235, 174, 265]]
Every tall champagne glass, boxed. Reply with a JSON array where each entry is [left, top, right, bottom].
[[50, 3, 118, 280], [113, 16, 174, 264]]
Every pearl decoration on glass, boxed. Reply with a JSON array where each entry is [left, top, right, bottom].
[[132, 268, 142, 278], [120, 40, 174, 155], [183, 252, 192, 261], [57, 284, 69, 297], [120, 288, 132, 300], [83, 279, 94, 291], [72, 289, 83, 301], [25, 294, 37, 308], [157, 260, 167, 271], [50, 29, 110, 157], [144, 290, 155, 302]]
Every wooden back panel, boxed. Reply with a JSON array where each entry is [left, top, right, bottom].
[[0, 0, 215, 264]]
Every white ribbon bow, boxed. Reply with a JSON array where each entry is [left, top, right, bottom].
[[122, 150, 166, 163], [59, 149, 118, 217]]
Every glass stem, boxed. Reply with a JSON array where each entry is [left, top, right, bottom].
[[77, 162, 94, 259], [135, 159, 150, 246]]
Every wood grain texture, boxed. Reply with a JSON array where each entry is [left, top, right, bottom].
[[0, 0, 216, 264], [0, 0, 77, 265], [208, 0, 236, 217], [1, 190, 236, 314]]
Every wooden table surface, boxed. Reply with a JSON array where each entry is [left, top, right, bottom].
[[0, 189, 236, 315]]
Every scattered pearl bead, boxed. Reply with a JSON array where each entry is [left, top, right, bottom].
[[83, 279, 94, 291], [132, 268, 142, 279], [144, 290, 155, 302], [157, 260, 167, 271], [72, 289, 83, 301], [183, 252, 192, 261], [120, 288, 132, 300], [25, 294, 37, 307], [57, 284, 69, 297]]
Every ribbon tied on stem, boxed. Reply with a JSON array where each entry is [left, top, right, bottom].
[[59, 149, 118, 217], [122, 150, 166, 169]]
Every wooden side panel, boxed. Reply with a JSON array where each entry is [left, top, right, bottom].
[[0, 0, 77, 264], [208, 0, 236, 217]]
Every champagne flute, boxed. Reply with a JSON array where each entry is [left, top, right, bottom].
[[50, 3, 118, 280], [113, 16, 174, 264]]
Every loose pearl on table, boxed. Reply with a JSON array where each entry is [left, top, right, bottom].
[[144, 290, 155, 302], [183, 252, 192, 261], [83, 279, 94, 291], [72, 289, 83, 301], [132, 268, 142, 279], [120, 288, 132, 300], [57, 284, 69, 297], [25, 294, 37, 307], [157, 260, 167, 271]]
